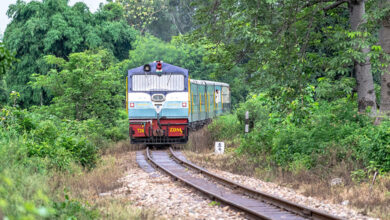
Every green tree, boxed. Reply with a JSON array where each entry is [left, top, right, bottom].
[[31, 50, 123, 125], [116, 0, 194, 41], [0, 43, 14, 79], [115, 0, 163, 33], [3, 0, 136, 107], [378, 0, 390, 117], [188, 0, 383, 113], [128, 36, 213, 80], [0, 43, 15, 104], [330, 0, 377, 114]]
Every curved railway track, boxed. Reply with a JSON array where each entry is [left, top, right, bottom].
[[145, 147, 343, 220]]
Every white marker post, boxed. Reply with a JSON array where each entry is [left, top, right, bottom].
[[215, 142, 225, 154], [245, 111, 249, 133]]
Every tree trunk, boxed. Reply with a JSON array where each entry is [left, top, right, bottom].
[[379, 0, 390, 118], [349, 0, 377, 115], [40, 90, 43, 106]]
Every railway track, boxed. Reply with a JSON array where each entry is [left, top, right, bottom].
[[144, 147, 343, 220]]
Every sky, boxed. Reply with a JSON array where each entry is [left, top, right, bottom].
[[0, 0, 107, 36]]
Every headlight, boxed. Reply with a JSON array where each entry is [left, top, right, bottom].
[[152, 94, 165, 102]]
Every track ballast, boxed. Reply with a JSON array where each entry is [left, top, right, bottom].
[[145, 147, 343, 220]]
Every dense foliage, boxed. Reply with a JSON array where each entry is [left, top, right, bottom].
[[3, 0, 136, 107], [31, 49, 124, 126], [1, 0, 390, 218], [210, 90, 390, 174], [187, 0, 390, 113], [0, 43, 15, 79], [0, 105, 118, 218], [188, 0, 390, 178], [127, 36, 214, 81], [1, 33, 127, 219], [0, 43, 16, 103], [116, 0, 194, 41]]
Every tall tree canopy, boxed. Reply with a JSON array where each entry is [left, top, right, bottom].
[[378, 0, 390, 117], [187, 0, 388, 115], [30, 49, 123, 125], [3, 0, 137, 107], [127, 36, 212, 80], [0, 43, 16, 104], [116, 0, 194, 41], [0, 43, 15, 80]]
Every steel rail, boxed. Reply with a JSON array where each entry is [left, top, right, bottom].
[[168, 147, 343, 220], [146, 147, 274, 219]]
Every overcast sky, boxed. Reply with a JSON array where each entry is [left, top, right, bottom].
[[0, 0, 107, 36]]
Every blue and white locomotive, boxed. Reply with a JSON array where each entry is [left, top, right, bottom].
[[126, 61, 230, 144]]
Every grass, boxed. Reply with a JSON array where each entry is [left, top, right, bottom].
[[183, 127, 215, 152], [208, 201, 221, 206], [184, 129, 390, 219], [49, 140, 157, 219], [50, 155, 124, 200], [94, 198, 157, 220]]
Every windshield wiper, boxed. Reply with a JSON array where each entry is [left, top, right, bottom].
[[167, 72, 172, 86]]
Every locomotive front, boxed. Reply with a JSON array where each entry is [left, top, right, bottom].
[[127, 61, 189, 145]]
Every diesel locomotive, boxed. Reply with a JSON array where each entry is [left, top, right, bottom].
[[127, 61, 230, 144]]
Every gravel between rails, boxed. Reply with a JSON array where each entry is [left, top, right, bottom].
[[182, 151, 379, 220], [109, 151, 378, 219], [111, 151, 246, 219]]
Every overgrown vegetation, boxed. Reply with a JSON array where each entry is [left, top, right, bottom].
[[0, 1, 212, 217], [187, 2, 390, 213], [1, 0, 390, 218], [0, 87, 127, 218], [210, 90, 390, 173], [3, 0, 137, 106], [0, 47, 128, 217]]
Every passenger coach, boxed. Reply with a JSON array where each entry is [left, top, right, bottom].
[[127, 61, 230, 144]]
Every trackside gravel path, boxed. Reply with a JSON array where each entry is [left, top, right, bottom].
[[107, 151, 377, 219]]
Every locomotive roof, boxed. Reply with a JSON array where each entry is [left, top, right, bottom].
[[127, 62, 229, 87], [190, 79, 229, 87], [128, 62, 188, 75]]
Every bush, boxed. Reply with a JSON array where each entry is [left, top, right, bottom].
[[53, 194, 99, 219], [0, 105, 111, 218], [0, 171, 54, 219], [1, 106, 103, 170], [211, 89, 390, 173], [0, 137, 98, 219], [209, 114, 241, 141], [359, 121, 390, 172]]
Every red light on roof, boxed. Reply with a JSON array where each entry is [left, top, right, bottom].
[[156, 61, 162, 72]]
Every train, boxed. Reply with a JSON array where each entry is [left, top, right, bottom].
[[127, 61, 231, 145]]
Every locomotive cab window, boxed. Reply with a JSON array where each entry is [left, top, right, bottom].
[[132, 74, 185, 91]]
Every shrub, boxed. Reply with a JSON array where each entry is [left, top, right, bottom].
[[0, 171, 54, 219], [209, 114, 241, 141], [53, 194, 99, 219], [359, 121, 390, 172], [0, 112, 104, 218], [212, 89, 390, 173], [1, 106, 100, 170]]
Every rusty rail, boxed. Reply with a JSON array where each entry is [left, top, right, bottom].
[[168, 148, 343, 220], [146, 147, 343, 220], [146, 147, 274, 219]]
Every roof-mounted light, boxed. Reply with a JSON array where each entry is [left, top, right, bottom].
[[143, 64, 151, 72], [155, 60, 163, 72]]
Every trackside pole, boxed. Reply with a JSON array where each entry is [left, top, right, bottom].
[[245, 111, 249, 133]]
